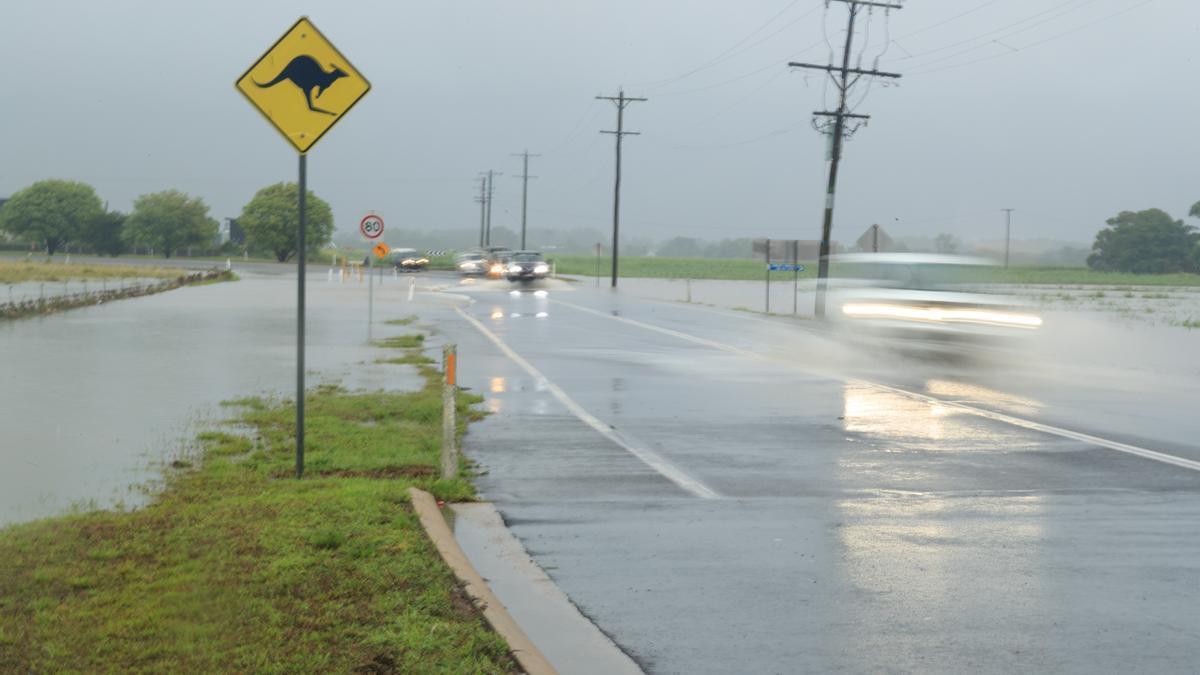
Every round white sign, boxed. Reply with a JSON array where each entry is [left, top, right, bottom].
[[360, 214, 384, 240]]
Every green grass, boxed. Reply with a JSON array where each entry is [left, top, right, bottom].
[[376, 334, 426, 349], [549, 255, 1200, 286], [0, 260, 191, 284], [553, 255, 803, 281], [385, 315, 418, 326], [0, 339, 513, 673]]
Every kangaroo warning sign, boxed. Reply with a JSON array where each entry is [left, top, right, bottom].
[[236, 17, 370, 153]]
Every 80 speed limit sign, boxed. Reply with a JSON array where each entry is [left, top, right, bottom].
[[360, 214, 384, 240]]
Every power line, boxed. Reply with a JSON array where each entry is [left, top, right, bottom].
[[510, 150, 541, 250], [790, 0, 902, 319], [596, 89, 647, 288], [637, 1, 823, 89], [908, 0, 1157, 76], [886, 0, 1099, 65]]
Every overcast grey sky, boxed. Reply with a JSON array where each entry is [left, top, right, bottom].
[[1, 0, 1195, 247]]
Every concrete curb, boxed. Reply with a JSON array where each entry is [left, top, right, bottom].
[[408, 488, 557, 675]]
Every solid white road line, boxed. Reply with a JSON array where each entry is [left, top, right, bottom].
[[552, 297, 1200, 475], [453, 306, 722, 499]]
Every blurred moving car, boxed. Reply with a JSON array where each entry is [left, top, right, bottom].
[[506, 251, 550, 282], [391, 248, 429, 272], [483, 247, 512, 278], [826, 253, 1041, 353], [456, 252, 488, 276]]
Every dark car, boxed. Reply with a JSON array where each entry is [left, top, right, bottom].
[[505, 251, 549, 282], [391, 248, 429, 272]]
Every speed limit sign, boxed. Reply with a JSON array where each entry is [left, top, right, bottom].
[[360, 214, 384, 240]]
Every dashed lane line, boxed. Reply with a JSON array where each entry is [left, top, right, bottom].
[[453, 305, 722, 500]]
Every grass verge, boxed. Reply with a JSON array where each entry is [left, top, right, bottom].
[[0, 335, 515, 673], [0, 259, 196, 284]]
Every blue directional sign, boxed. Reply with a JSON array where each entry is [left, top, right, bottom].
[[768, 263, 805, 272]]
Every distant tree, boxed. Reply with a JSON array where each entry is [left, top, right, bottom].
[[81, 210, 128, 256], [659, 236, 703, 257], [123, 190, 217, 258], [239, 183, 334, 262], [1087, 208, 1198, 274], [0, 179, 103, 255], [934, 232, 961, 254]]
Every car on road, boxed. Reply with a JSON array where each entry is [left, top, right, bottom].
[[391, 248, 428, 272], [826, 253, 1042, 355], [481, 247, 512, 279], [505, 251, 550, 282], [456, 252, 488, 276]]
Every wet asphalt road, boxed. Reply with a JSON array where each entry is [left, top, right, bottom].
[[424, 273, 1200, 674]]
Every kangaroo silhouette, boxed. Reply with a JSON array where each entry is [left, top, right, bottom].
[[255, 55, 347, 116]]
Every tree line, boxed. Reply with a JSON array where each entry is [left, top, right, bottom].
[[0, 179, 334, 262], [1086, 206, 1200, 274]]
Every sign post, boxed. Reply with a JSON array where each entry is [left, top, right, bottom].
[[237, 16, 371, 479], [360, 214, 385, 340]]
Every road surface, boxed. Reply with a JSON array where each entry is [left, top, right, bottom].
[[426, 273, 1200, 674]]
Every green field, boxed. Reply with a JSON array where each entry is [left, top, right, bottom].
[[0, 336, 515, 673], [549, 255, 1200, 286]]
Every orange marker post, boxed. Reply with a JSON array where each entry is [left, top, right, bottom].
[[441, 344, 458, 479]]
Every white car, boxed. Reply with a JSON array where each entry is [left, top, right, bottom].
[[456, 252, 487, 276], [826, 253, 1042, 353]]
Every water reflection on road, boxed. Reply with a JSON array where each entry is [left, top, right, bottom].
[[0, 272, 419, 525]]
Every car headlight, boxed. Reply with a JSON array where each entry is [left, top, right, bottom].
[[841, 303, 1043, 329], [533, 264, 549, 274], [490, 264, 504, 274], [508, 264, 521, 273], [417, 258, 429, 265]]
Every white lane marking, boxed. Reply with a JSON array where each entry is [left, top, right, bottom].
[[453, 306, 721, 499], [552, 298, 1200, 475]]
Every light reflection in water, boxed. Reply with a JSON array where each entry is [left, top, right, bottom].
[[837, 382, 1047, 634], [925, 379, 1044, 416], [842, 383, 956, 443]]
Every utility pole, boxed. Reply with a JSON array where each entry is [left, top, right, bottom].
[[1002, 208, 1014, 268], [481, 170, 501, 246], [790, 0, 901, 318], [511, 150, 540, 250], [597, 89, 647, 288], [476, 177, 487, 247]]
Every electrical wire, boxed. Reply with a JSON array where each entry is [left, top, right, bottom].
[[896, 0, 1006, 40], [637, 0, 823, 90], [887, 0, 1098, 63], [909, 0, 1157, 76]]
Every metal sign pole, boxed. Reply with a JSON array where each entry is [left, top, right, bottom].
[[765, 238, 771, 314], [368, 249, 374, 341], [792, 240, 799, 315], [296, 153, 307, 479]]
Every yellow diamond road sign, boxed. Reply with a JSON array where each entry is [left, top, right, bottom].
[[236, 17, 370, 154]]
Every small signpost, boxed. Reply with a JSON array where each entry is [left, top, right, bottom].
[[358, 214, 386, 340], [237, 17, 370, 479], [753, 239, 812, 315]]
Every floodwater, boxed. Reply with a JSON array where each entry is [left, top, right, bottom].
[[0, 271, 423, 526]]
